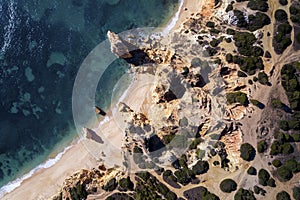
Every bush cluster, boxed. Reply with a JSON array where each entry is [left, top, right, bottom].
[[184, 186, 220, 200], [69, 184, 88, 200], [233, 32, 263, 56], [247, 0, 269, 12], [270, 140, 294, 155], [135, 171, 177, 200], [232, 56, 264, 75], [277, 159, 300, 181], [233, 10, 271, 31], [281, 63, 300, 110], [290, 3, 300, 25], [273, 12, 292, 54], [234, 188, 256, 200]]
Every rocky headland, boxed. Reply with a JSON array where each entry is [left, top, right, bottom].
[[38, 0, 300, 199]]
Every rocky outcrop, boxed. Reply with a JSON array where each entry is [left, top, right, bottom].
[[107, 31, 133, 59], [56, 166, 121, 200]]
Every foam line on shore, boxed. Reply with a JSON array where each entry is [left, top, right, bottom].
[[0, 145, 72, 198], [161, 0, 184, 36]]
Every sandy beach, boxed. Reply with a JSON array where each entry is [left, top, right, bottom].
[[1, 0, 202, 199], [1, 72, 155, 200], [172, 0, 204, 31]]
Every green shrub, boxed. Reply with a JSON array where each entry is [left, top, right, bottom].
[[233, 56, 264, 75], [240, 143, 256, 161], [293, 187, 300, 200], [279, 0, 287, 6], [247, 166, 257, 175], [174, 169, 191, 186], [285, 159, 299, 173], [103, 178, 118, 191], [248, 12, 271, 31], [192, 160, 209, 175], [258, 169, 271, 186], [276, 191, 291, 200], [257, 140, 267, 153], [234, 188, 256, 200], [237, 71, 247, 77], [253, 185, 266, 195], [272, 159, 282, 168], [220, 179, 237, 193], [277, 166, 293, 181], [227, 28, 236, 35], [119, 177, 134, 191], [258, 71, 268, 85], [227, 92, 249, 106], [275, 9, 288, 21], [226, 53, 233, 63], [69, 184, 88, 200], [226, 4, 233, 12], [292, 134, 300, 142], [271, 99, 283, 109], [282, 143, 294, 155], [206, 21, 215, 28], [247, 0, 269, 12], [279, 120, 289, 131], [278, 23, 292, 34], [267, 178, 276, 187], [189, 138, 202, 150]]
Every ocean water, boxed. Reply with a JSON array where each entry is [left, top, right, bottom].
[[0, 0, 179, 189]]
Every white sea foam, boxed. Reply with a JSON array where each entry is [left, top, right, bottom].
[[0, 145, 72, 198], [1, 0, 18, 54], [161, 0, 184, 36]]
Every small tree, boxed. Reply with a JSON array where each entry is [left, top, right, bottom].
[[272, 159, 282, 168], [240, 143, 256, 161], [276, 191, 291, 200], [277, 166, 293, 181], [258, 169, 270, 186], [247, 166, 257, 175], [293, 187, 300, 200], [220, 179, 237, 193]]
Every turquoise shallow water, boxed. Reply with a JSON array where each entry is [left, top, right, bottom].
[[0, 0, 179, 188]]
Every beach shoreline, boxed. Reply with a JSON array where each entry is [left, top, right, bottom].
[[0, 0, 200, 199]]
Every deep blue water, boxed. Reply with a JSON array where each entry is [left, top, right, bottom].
[[0, 0, 178, 188]]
